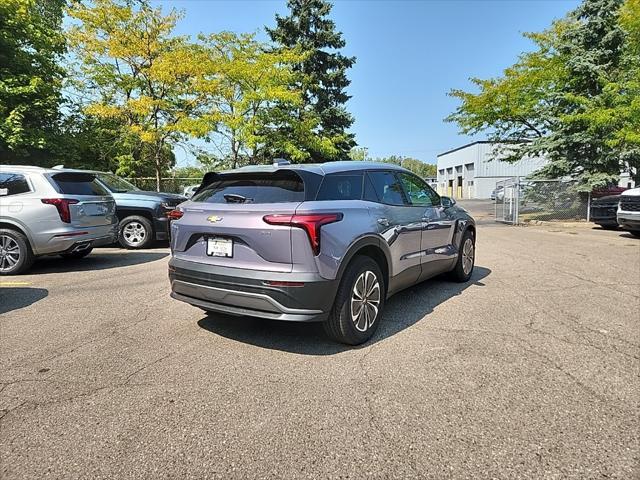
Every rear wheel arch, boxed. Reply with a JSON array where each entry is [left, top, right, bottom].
[[337, 238, 390, 293], [0, 221, 27, 236], [116, 208, 155, 225], [465, 224, 476, 241], [0, 221, 33, 248]]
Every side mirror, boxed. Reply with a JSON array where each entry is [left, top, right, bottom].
[[441, 196, 456, 208]]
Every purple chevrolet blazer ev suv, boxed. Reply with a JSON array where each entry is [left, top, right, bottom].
[[168, 161, 476, 345]]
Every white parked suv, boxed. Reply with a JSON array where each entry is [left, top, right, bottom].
[[617, 187, 640, 237], [0, 165, 118, 275]]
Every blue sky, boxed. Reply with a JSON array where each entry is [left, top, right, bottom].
[[153, 0, 580, 165]]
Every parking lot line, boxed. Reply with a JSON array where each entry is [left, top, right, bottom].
[[0, 281, 32, 286]]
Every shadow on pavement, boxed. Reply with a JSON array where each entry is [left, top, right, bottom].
[[197, 266, 491, 355], [28, 250, 168, 274], [619, 232, 640, 240], [0, 287, 49, 315]]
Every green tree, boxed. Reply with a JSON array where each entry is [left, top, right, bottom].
[[267, 0, 356, 161], [169, 165, 205, 179], [195, 151, 234, 172], [0, 0, 66, 163], [447, 0, 637, 189], [195, 32, 317, 168], [57, 109, 127, 172], [401, 158, 437, 179], [349, 146, 369, 161], [350, 149, 436, 179], [67, 0, 205, 191], [564, 0, 640, 183]]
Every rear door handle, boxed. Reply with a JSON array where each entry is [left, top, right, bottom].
[[377, 218, 390, 227]]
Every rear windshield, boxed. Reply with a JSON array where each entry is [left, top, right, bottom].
[[96, 173, 139, 193], [192, 172, 305, 204], [50, 173, 109, 196]]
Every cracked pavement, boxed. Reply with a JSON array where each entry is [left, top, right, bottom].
[[0, 201, 639, 479]]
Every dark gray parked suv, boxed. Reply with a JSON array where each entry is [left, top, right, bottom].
[[168, 162, 476, 344], [57, 169, 186, 249]]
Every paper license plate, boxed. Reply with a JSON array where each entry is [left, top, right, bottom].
[[207, 237, 233, 257]]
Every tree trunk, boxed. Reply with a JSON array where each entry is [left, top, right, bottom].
[[231, 135, 239, 169], [155, 151, 161, 192]]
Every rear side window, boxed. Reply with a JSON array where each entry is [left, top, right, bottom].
[[50, 173, 109, 196], [192, 172, 304, 204], [0, 173, 30, 196], [366, 171, 406, 206], [316, 174, 363, 201]]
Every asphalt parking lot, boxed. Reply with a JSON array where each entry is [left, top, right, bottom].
[[1, 201, 639, 479]]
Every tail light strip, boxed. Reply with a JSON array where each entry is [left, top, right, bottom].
[[41, 198, 78, 223], [167, 209, 184, 220], [263, 213, 343, 256]]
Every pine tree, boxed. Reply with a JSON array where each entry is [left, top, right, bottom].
[[267, 0, 356, 161], [540, 0, 628, 188]]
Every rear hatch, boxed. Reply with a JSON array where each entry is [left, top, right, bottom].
[[171, 170, 310, 273], [47, 172, 117, 227]]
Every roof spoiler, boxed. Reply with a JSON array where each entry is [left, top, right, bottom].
[[193, 171, 221, 196]]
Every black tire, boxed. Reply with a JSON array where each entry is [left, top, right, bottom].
[[0, 228, 35, 275], [596, 223, 619, 230], [118, 215, 154, 249], [60, 247, 93, 259], [629, 230, 640, 238], [323, 256, 385, 345], [449, 229, 475, 283]]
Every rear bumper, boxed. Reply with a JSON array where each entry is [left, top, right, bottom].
[[168, 257, 338, 322], [34, 224, 118, 255], [617, 211, 640, 231], [591, 215, 618, 226]]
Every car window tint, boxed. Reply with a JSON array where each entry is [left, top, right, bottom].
[[0, 173, 30, 196], [316, 174, 363, 201], [398, 173, 439, 207], [192, 172, 304, 204], [367, 171, 406, 206], [96, 173, 138, 193], [363, 173, 379, 202], [51, 173, 109, 196]]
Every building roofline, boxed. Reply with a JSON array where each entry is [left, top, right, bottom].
[[436, 141, 494, 158]]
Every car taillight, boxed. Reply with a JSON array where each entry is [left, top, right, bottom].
[[167, 209, 183, 220], [263, 213, 343, 256], [41, 198, 79, 223]]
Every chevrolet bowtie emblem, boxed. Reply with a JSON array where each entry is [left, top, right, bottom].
[[207, 215, 223, 223]]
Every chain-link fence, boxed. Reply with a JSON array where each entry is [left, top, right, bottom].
[[495, 177, 590, 224], [125, 177, 203, 194]]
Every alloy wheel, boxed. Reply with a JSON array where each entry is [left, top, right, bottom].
[[350, 270, 381, 332], [0, 235, 21, 273], [462, 237, 475, 276], [123, 221, 147, 246]]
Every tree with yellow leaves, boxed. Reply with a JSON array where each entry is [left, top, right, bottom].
[[67, 0, 206, 190]]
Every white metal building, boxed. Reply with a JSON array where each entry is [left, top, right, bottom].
[[436, 141, 548, 199]]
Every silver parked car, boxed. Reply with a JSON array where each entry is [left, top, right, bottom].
[[168, 162, 476, 345], [0, 165, 118, 275]]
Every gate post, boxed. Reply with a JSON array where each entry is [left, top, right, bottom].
[[514, 177, 520, 225]]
